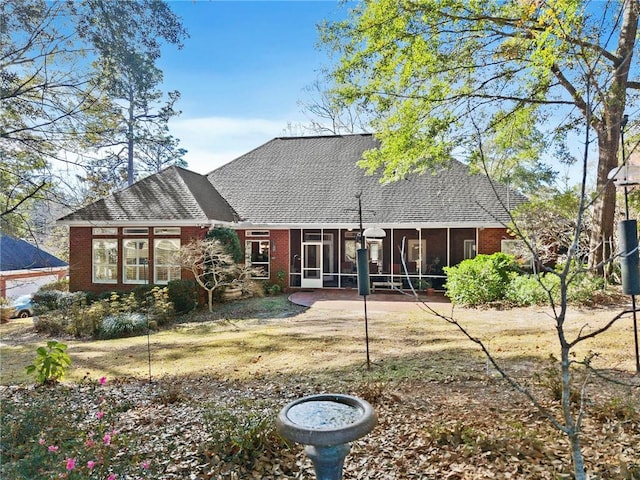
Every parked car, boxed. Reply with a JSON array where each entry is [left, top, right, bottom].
[[10, 295, 34, 318]]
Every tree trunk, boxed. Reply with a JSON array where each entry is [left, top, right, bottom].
[[588, 133, 619, 273], [587, 0, 637, 273], [127, 87, 135, 186]]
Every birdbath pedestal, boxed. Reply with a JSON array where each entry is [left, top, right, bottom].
[[276, 394, 377, 480]]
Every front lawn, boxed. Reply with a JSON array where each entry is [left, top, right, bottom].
[[1, 296, 638, 479]]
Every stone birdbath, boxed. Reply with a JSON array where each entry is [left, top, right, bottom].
[[276, 394, 377, 480]]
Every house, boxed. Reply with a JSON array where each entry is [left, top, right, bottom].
[[57, 134, 526, 294], [0, 234, 68, 298]]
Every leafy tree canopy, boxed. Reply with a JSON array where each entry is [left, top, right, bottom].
[[321, 0, 639, 268]]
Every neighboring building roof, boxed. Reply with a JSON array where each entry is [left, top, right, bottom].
[[208, 134, 526, 227], [58, 166, 237, 225], [0, 235, 68, 272]]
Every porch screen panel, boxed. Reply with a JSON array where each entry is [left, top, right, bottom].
[[92, 239, 118, 284]]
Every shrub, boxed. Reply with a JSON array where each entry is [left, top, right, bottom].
[[167, 280, 197, 314], [444, 253, 517, 306], [201, 401, 288, 464], [100, 312, 148, 339], [32, 290, 64, 313], [206, 227, 243, 262], [33, 316, 67, 336], [504, 273, 549, 306], [25, 340, 71, 385]]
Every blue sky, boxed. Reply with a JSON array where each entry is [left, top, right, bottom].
[[158, 1, 348, 174]]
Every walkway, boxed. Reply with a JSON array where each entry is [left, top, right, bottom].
[[288, 289, 449, 313]]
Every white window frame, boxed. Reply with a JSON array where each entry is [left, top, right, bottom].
[[123, 227, 149, 235], [93, 227, 117, 235], [92, 239, 118, 284], [154, 239, 181, 284], [123, 239, 149, 284], [246, 230, 270, 237], [153, 227, 180, 235]]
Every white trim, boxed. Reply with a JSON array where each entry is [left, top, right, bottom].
[[1, 266, 67, 276]]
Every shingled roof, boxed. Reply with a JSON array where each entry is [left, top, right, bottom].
[[207, 134, 526, 227], [0, 235, 68, 272], [58, 166, 237, 224]]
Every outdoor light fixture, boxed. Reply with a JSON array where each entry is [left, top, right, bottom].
[[362, 227, 386, 238]]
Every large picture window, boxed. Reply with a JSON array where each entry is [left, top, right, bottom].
[[123, 239, 149, 284], [154, 239, 181, 284], [93, 239, 118, 283], [245, 240, 270, 279]]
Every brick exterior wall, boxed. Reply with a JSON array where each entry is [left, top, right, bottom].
[[68, 225, 207, 293], [477, 227, 512, 255]]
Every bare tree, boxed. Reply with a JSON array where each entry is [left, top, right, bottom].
[[395, 107, 639, 480], [179, 238, 258, 313], [297, 77, 370, 135]]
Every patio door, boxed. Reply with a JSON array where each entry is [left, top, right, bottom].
[[301, 241, 323, 288]]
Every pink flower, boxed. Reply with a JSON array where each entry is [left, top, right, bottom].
[[99, 376, 107, 385], [142, 460, 150, 469], [38, 438, 46, 445], [107, 474, 117, 480], [65, 457, 76, 471], [96, 411, 104, 419], [87, 460, 96, 469], [48, 445, 59, 452], [85, 438, 95, 447], [103, 433, 111, 445]]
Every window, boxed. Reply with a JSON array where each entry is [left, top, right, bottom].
[[123, 239, 149, 284], [154, 227, 180, 235], [123, 227, 149, 235], [246, 240, 270, 279], [464, 240, 476, 259], [93, 240, 118, 283], [246, 230, 269, 237], [93, 227, 117, 235], [154, 239, 181, 284]]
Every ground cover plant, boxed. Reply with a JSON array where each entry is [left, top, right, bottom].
[[1, 295, 639, 479]]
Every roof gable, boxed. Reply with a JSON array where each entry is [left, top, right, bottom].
[[0, 235, 68, 272], [58, 166, 237, 224]]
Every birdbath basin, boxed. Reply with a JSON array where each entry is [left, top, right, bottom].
[[276, 394, 377, 480]]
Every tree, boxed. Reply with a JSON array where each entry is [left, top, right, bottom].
[[297, 77, 370, 135], [77, 0, 188, 190], [321, 0, 639, 271], [393, 102, 638, 479], [0, 0, 104, 235], [179, 238, 258, 313], [0, 0, 188, 234]]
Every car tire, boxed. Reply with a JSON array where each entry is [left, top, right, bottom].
[[18, 310, 31, 319]]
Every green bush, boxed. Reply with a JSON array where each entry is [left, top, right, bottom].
[[207, 227, 243, 262], [167, 280, 197, 314], [444, 253, 516, 306], [100, 312, 148, 339], [567, 273, 604, 305], [504, 273, 549, 306], [31, 290, 64, 313], [25, 340, 71, 385]]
